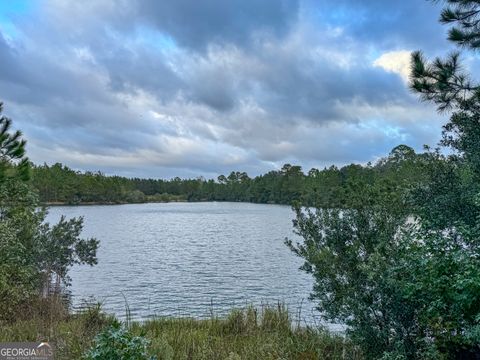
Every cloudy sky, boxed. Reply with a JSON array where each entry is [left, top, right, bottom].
[[0, 0, 455, 178]]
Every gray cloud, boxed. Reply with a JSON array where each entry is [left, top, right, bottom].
[[0, 0, 451, 178], [136, 0, 300, 50]]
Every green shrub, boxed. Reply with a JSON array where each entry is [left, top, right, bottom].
[[83, 321, 156, 360]]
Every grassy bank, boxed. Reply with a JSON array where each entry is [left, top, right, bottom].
[[0, 303, 361, 359]]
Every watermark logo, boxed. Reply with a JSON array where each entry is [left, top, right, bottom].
[[0, 342, 53, 360]]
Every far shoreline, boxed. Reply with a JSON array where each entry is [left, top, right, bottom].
[[42, 199, 285, 207]]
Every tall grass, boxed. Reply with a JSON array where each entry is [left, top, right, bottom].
[[0, 301, 362, 359], [0, 298, 113, 359]]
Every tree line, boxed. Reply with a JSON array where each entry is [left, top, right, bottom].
[[31, 144, 431, 208]]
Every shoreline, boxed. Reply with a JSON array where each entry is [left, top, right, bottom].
[[43, 199, 189, 206], [42, 199, 283, 207]]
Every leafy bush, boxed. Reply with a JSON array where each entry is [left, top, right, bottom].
[[84, 321, 156, 360], [286, 202, 423, 358]]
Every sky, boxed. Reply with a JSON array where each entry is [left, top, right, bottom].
[[0, 0, 456, 179]]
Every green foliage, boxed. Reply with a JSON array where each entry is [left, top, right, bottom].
[[84, 321, 156, 360], [410, 1, 480, 112], [288, 1, 480, 356], [408, 1, 480, 356], [286, 181, 480, 358], [0, 102, 29, 182], [0, 218, 38, 321], [0, 108, 42, 321], [410, 51, 475, 112], [438, 1, 480, 50], [392, 225, 480, 353], [37, 215, 99, 293], [31, 145, 428, 209], [286, 199, 429, 358], [0, 102, 98, 323]]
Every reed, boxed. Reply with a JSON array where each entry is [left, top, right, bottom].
[[0, 302, 362, 359]]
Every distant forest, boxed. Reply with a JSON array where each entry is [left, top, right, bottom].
[[32, 144, 433, 207]]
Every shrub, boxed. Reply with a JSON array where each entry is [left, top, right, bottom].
[[83, 321, 156, 360]]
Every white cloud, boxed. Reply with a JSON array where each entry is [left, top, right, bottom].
[[373, 50, 412, 82]]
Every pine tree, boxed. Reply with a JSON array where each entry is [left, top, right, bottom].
[[0, 102, 29, 181]]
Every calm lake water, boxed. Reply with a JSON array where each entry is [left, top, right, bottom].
[[47, 202, 331, 328]]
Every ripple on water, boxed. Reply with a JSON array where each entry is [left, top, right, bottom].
[[47, 202, 339, 329]]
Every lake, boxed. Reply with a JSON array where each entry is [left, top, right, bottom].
[[47, 202, 330, 328]]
